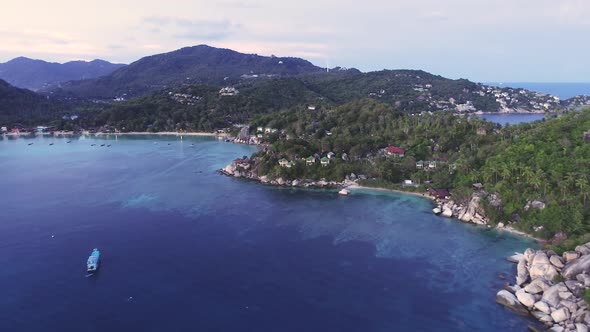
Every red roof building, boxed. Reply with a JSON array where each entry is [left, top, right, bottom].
[[386, 146, 406, 156]]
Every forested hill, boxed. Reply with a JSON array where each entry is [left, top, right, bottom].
[[0, 57, 124, 91], [49, 45, 323, 99], [0, 79, 67, 124], [250, 98, 590, 248]]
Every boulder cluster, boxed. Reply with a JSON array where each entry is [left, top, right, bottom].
[[497, 243, 590, 332], [433, 192, 489, 225], [220, 162, 345, 188]]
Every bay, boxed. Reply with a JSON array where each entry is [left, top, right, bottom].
[[0, 135, 536, 331]]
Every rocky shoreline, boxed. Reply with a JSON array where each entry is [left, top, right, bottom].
[[218, 162, 347, 189], [497, 244, 590, 332], [431, 190, 496, 225]]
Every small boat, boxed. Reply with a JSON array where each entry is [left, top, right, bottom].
[[49, 143, 54, 146], [100, 144, 105, 147], [107, 144, 111, 147], [91, 144, 96, 146], [28, 142, 34, 146], [338, 189, 350, 196], [67, 141, 72, 143], [87, 248, 101, 272]]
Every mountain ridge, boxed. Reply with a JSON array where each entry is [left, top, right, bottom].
[[49, 44, 324, 99], [0, 57, 125, 91]]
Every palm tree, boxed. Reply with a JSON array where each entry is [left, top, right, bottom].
[[501, 163, 512, 181], [565, 172, 577, 192], [522, 166, 534, 184], [489, 164, 500, 183], [576, 177, 590, 204]]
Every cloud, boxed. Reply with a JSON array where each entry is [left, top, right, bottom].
[[142, 16, 240, 41]]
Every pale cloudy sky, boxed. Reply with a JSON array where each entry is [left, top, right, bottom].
[[1, 0, 589, 82]]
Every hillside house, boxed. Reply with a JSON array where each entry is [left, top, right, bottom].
[[320, 157, 330, 167], [476, 127, 487, 136], [428, 188, 451, 200], [584, 131, 590, 141], [385, 146, 406, 157], [219, 87, 239, 96], [416, 160, 424, 169], [327, 152, 336, 159], [306, 156, 316, 165], [279, 159, 290, 167]]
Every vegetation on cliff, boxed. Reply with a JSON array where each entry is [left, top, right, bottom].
[[250, 98, 590, 245]]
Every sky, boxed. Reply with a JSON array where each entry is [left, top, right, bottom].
[[1, 0, 589, 82]]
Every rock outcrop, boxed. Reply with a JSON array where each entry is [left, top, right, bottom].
[[431, 191, 492, 226], [498, 243, 590, 332]]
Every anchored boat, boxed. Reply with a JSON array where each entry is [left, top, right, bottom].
[[87, 248, 101, 272]]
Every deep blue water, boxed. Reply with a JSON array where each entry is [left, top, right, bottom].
[[0, 135, 537, 332], [485, 82, 590, 99], [477, 113, 545, 126]]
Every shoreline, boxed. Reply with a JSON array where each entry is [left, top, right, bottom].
[[346, 184, 542, 242], [346, 184, 435, 200], [93, 131, 226, 137]]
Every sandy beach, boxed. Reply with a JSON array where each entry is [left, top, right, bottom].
[[346, 183, 434, 200]]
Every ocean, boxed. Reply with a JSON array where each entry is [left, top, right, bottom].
[[477, 113, 545, 126], [0, 135, 537, 331], [484, 82, 590, 99]]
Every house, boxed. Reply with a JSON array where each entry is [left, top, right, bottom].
[[306, 156, 316, 165], [0, 126, 7, 133], [278, 159, 290, 167], [327, 152, 336, 159], [320, 157, 330, 167], [428, 188, 451, 200], [219, 87, 239, 96], [307, 105, 316, 111], [257, 127, 264, 133], [385, 146, 406, 157], [403, 180, 414, 186], [583, 131, 590, 141], [341, 153, 349, 161], [476, 127, 487, 136], [416, 160, 424, 169]]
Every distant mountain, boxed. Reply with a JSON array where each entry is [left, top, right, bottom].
[[0, 57, 125, 91], [49, 45, 324, 99], [0, 79, 67, 125]]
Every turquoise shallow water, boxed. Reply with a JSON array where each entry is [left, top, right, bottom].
[[0, 135, 537, 331]]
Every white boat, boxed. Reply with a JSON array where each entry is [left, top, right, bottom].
[[87, 248, 101, 272], [338, 189, 350, 196]]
